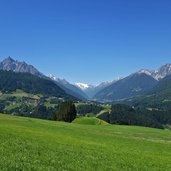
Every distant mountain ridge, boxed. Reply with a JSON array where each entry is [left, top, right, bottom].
[[137, 64, 171, 80], [75, 83, 93, 90], [76, 64, 171, 100], [123, 73, 171, 110], [0, 70, 73, 99], [75, 81, 114, 98], [1, 57, 171, 102], [93, 73, 158, 102], [0, 57, 43, 77], [0, 57, 87, 100], [93, 64, 171, 102], [48, 74, 88, 100]]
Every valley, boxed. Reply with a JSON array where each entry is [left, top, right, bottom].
[[0, 57, 171, 130], [1, 1, 171, 170]]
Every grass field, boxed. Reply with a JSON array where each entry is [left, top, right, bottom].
[[73, 117, 109, 125], [0, 114, 171, 171], [0, 89, 41, 100]]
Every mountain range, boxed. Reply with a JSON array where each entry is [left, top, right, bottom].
[[48, 74, 88, 100], [123, 73, 171, 110], [0, 57, 43, 77], [0, 70, 73, 99], [137, 64, 171, 80], [76, 64, 171, 102], [0, 57, 87, 100], [1, 57, 171, 103], [93, 73, 158, 102], [93, 64, 171, 102], [75, 81, 113, 98]]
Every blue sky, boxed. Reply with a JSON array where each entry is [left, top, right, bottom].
[[0, 0, 171, 85]]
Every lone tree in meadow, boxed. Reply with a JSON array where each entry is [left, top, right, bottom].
[[55, 101, 77, 122]]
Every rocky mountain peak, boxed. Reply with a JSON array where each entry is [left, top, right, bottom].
[[0, 57, 43, 77], [3, 56, 15, 62], [136, 64, 171, 80]]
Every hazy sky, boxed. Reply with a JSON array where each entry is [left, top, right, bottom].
[[0, 0, 171, 85]]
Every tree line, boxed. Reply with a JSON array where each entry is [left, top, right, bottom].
[[98, 104, 171, 129]]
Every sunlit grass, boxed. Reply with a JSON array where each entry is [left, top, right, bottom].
[[0, 114, 171, 171]]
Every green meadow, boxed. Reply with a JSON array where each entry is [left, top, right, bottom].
[[0, 114, 171, 171], [73, 117, 109, 125]]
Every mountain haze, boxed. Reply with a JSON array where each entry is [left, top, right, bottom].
[[75, 81, 113, 98], [49, 75, 88, 100]]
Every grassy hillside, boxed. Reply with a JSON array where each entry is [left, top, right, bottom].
[[0, 114, 171, 171], [73, 117, 108, 125], [0, 89, 61, 119]]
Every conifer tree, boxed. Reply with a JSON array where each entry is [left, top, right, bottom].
[[55, 101, 77, 122]]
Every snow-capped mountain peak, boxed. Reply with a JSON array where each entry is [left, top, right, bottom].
[[137, 69, 153, 76], [48, 74, 69, 85], [136, 64, 171, 80], [75, 83, 93, 90], [48, 74, 58, 81], [156, 64, 171, 80]]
